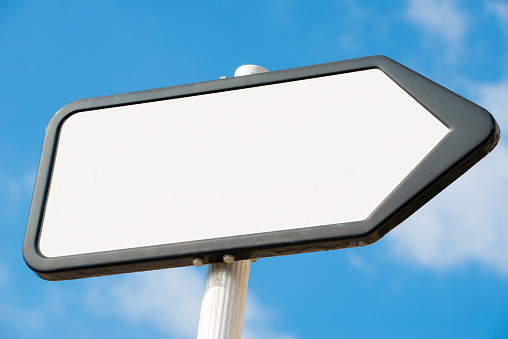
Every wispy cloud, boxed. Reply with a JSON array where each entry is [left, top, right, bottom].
[[86, 267, 296, 339], [0, 302, 45, 336], [475, 79, 508, 128], [388, 77, 508, 275], [86, 268, 203, 338], [389, 148, 508, 274], [406, 0, 468, 61], [243, 295, 296, 339], [487, 1, 508, 34], [0, 270, 69, 338], [0, 168, 36, 217]]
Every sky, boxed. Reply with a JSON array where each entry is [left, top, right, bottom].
[[1, 1, 508, 338]]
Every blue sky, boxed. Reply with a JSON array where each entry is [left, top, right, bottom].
[[1, 1, 508, 338]]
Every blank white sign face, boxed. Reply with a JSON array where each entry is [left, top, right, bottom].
[[39, 69, 449, 257]]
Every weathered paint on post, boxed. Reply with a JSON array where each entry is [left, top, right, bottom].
[[197, 260, 250, 339]]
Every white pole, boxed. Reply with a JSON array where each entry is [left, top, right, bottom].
[[196, 64, 268, 339], [196, 258, 251, 339]]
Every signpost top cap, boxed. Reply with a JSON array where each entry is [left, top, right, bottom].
[[234, 65, 269, 77]]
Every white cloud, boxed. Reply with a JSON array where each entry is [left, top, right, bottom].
[[86, 268, 204, 339], [86, 267, 296, 339], [389, 147, 508, 273], [243, 295, 296, 339], [406, 0, 468, 60], [0, 302, 45, 335], [487, 1, 508, 33], [0, 168, 36, 215], [475, 79, 508, 129], [0, 278, 71, 337], [345, 252, 378, 278], [388, 77, 508, 275]]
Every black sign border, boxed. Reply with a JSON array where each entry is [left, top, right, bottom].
[[23, 56, 500, 280]]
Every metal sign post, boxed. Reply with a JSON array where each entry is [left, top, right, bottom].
[[196, 65, 268, 339], [196, 258, 251, 339]]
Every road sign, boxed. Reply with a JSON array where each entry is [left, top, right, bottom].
[[23, 56, 499, 280]]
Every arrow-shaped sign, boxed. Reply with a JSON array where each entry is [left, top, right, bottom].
[[23, 56, 499, 280]]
